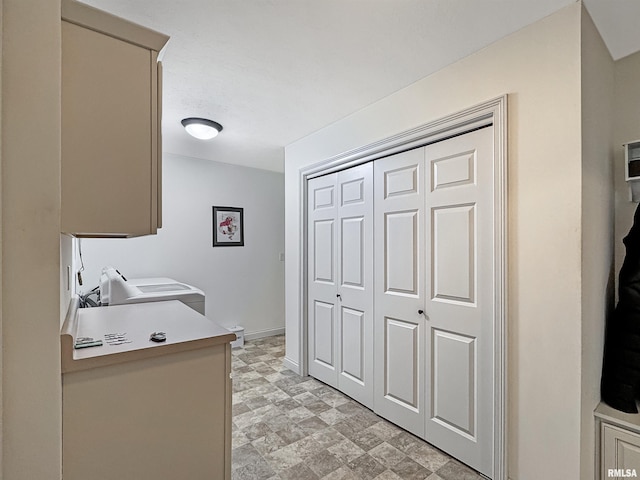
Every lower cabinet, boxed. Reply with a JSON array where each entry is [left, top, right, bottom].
[[63, 343, 232, 480], [596, 403, 640, 480]]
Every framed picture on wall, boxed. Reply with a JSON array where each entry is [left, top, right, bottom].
[[212, 206, 244, 247]]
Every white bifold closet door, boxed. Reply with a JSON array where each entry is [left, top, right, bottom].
[[423, 127, 494, 478], [307, 163, 374, 408], [308, 126, 495, 478], [374, 127, 494, 478], [373, 147, 427, 438]]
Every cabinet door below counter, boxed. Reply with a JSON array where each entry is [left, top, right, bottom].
[[602, 423, 640, 479], [62, 344, 232, 480]]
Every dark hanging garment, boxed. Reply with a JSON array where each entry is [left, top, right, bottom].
[[602, 203, 640, 413]]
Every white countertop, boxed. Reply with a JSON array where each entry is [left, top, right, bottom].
[[61, 299, 235, 373]]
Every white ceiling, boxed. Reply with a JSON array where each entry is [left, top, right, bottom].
[[81, 0, 640, 173]]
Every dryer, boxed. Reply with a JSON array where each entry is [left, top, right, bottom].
[[99, 266, 205, 314]]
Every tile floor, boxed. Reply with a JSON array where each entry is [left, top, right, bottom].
[[231, 335, 485, 480]]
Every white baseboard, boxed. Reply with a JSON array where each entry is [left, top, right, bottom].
[[283, 356, 301, 375], [244, 327, 285, 341]]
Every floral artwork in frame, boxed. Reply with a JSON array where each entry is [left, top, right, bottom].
[[213, 206, 244, 247]]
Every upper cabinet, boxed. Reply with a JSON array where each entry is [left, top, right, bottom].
[[61, 0, 169, 237]]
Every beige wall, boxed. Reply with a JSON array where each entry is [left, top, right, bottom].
[[580, 6, 615, 480], [2, 1, 62, 478], [285, 4, 585, 479], [0, 0, 4, 471]]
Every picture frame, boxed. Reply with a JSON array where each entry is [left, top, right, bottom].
[[212, 206, 244, 247]]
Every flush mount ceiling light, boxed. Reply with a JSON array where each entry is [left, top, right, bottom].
[[181, 117, 223, 140]]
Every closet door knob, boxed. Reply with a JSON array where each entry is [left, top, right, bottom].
[[336, 293, 342, 301], [418, 309, 424, 315]]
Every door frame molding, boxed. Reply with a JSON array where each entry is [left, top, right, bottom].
[[297, 95, 507, 480]]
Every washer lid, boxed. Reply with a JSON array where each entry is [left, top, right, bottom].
[[137, 283, 191, 293]]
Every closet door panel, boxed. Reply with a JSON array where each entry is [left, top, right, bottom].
[[307, 163, 373, 407], [374, 148, 426, 437], [312, 301, 335, 368], [307, 174, 338, 386], [385, 164, 419, 197], [385, 210, 419, 295], [341, 217, 365, 288], [340, 307, 365, 382], [336, 163, 374, 408], [384, 317, 420, 409], [432, 204, 475, 303], [424, 127, 494, 479], [313, 220, 335, 284], [431, 329, 476, 436]]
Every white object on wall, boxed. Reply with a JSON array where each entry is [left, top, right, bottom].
[[228, 326, 245, 348], [624, 140, 640, 202]]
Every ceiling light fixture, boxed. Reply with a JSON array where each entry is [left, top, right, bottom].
[[181, 117, 223, 140]]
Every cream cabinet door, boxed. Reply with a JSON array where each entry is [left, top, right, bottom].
[[62, 20, 161, 237], [602, 423, 640, 480]]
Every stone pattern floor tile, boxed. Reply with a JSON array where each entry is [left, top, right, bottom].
[[231, 335, 485, 480]]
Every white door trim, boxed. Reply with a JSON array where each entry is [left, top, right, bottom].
[[297, 95, 507, 480]]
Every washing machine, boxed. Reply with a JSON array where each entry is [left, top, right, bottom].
[[99, 266, 206, 314]]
